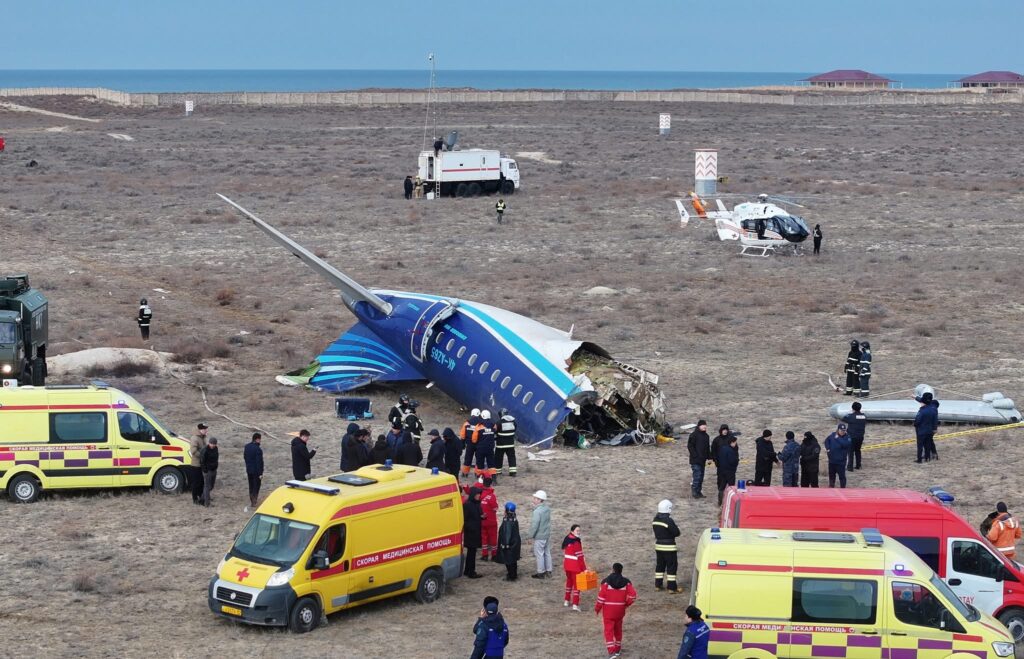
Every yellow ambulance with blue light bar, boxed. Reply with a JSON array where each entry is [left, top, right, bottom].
[[208, 464, 463, 632], [0, 383, 188, 502], [690, 527, 1015, 658]]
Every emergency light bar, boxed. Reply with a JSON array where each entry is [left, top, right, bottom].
[[926, 486, 955, 505], [861, 528, 884, 546], [328, 474, 377, 487], [284, 480, 340, 496]]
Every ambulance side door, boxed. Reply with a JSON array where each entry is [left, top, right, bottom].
[[887, 580, 968, 657], [47, 411, 112, 487], [308, 524, 350, 613], [791, 575, 883, 659], [946, 537, 1003, 614], [114, 411, 168, 486]]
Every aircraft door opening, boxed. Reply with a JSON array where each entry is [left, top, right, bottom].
[[410, 300, 457, 363]]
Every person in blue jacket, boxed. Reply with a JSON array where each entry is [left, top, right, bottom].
[[243, 432, 263, 510], [824, 423, 852, 488], [676, 605, 710, 659], [471, 596, 509, 659], [914, 391, 940, 463]]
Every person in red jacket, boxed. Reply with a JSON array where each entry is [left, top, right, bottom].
[[594, 562, 637, 658], [562, 524, 587, 611], [479, 476, 500, 560]]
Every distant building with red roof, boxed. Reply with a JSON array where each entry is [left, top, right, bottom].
[[800, 69, 896, 89], [956, 71, 1024, 89]]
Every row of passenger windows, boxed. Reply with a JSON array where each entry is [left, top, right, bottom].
[[434, 330, 560, 421]]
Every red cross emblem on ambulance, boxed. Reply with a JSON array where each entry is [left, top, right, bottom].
[[236, 567, 250, 582]]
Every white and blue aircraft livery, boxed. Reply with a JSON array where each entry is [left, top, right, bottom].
[[218, 195, 667, 445]]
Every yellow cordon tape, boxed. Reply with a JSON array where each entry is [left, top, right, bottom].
[[861, 420, 1024, 452], [734, 421, 1024, 466]]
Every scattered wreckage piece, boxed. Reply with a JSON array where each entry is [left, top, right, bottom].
[[830, 384, 1021, 425]]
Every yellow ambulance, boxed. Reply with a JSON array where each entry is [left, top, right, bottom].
[[690, 527, 1015, 658], [0, 383, 188, 502], [208, 464, 463, 632]]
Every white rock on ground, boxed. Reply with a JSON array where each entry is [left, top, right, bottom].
[[583, 286, 619, 296]]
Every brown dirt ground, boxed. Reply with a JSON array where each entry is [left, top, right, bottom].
[[1, 96, 1023, 658]]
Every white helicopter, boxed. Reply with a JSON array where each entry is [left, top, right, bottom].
[[676, 192, 814, 257]]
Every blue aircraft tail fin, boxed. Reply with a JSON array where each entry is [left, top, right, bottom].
[[308, 322, 423, 392]]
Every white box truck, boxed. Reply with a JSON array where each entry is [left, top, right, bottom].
[[418, 148, 519, 197]]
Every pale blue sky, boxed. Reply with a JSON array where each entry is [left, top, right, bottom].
[[5, 0, 1021, 72]]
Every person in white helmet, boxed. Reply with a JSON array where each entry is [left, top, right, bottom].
[[474, 409, 497, 481], [529, 490, 552, 578], [653, 499, 682, 593], [460, 408, 483, 479]]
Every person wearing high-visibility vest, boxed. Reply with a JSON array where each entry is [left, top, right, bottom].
[[495, 198, 507, 224], [653, 499, 682, 593], [987, 502, 1022, 559]]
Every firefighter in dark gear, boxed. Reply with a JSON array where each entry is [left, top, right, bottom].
[[844, 339, 862, 395], [753, 429, 779, 486], [495, 408, 518, 477], [495, 198, 507, 224], [461, 408, 482, 478], [842, 401, 868, 471], [474, 410, 497, 480], [388, 394, 414, 427], [403, 406, 424, 441], [137, 298, 153, 340], [858, 341, 872, 398], [652, 499, 682, 593]]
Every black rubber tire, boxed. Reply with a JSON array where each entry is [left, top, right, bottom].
[[415, 567, 444, 604], [502, 180, 515, 194], [152, 466, 183, 494], [467, 183, 481, 197], [288, 596, 321, 633], [998, 607, 1024, 643], [455, 183, 468, 198], [31, 359, 44, 386], [9, 473, 41, 503]]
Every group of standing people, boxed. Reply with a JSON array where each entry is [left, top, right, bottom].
[[459, 407, 518, 484], [185, 422, 266, 510], [844, 339, 873, 397]]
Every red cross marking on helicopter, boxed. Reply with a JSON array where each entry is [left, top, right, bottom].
[[237, 567, 250, 582]]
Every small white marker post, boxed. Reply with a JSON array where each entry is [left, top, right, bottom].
[[659, 113, 671, 136], [185, 100, 194, 117]]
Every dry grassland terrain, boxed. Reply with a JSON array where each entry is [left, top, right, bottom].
[[1, 95, 1023, 658]]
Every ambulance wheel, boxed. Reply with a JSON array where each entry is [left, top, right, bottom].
[[467, 183, 481, 197], [9, 474, 41, 503], [455, 183, 468, 198], [289, 596, 321, 634], [415, 567, 444, 604], [152, 467, 183, 495], [998, 607, 1024, 642]]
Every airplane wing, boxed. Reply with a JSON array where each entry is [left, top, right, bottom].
[[308, 322, 424, 392], [217, 194, 393, 316]]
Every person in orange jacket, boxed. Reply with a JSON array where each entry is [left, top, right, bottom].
[[460, 409, 482, 479], [987, 502, 1022, 559], [479, 476, 500, 560], [562, 524, 587, 611], [594, 562, 637, 658]]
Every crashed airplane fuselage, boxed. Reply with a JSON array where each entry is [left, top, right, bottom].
[[219, 195, 666, 445]]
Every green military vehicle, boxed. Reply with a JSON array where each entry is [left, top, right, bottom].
[[0, 275, 48, 386]]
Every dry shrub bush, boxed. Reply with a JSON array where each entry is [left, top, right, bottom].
[[71, 570, 99, 593], [84, 359, 156, 378], [215, 287, 236, 306], [170, 339, 232, 364], [58, 524, 94, 541], [969, 434, 988, 451], [851, 318, 881, 335], [246, 395, 282, 412]]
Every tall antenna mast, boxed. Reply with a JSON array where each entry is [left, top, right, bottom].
[[422, 53, 437, 152]]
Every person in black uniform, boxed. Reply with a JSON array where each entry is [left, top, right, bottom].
[[812, 224, 823, 254], [753, 429, 779, 486], [137, 298, 153, 340], [800, 431, 821, 487], [716, 434, 739, 505], [290, 429, 316, 481], [425, 429, 446, 471], [388, 394, 414, 427], [844, 339, 862, 396], [403, 175, 414, 200], [442, 427, 463, 476], [843, 401, 868, 471], [652, 499, 682, 593], [687, 420, 711, 499]]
